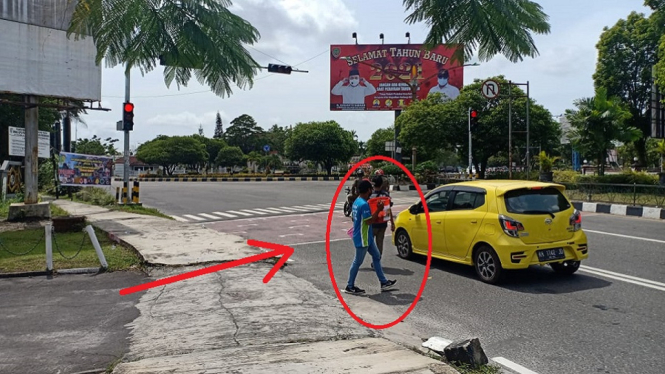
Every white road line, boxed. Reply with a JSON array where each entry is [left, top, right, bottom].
[[227, 210, 252, 216], [183, 214, 205, 221], [293, 205, 322, 210], [171, 215, 189, 222], [237, 224, 258, 228], [584, 229, 665, 245], [271, 207, 300, 212], [288, 225, 310, 229], [254, 208, 284, 214], [212, 212, 239, 218], [580, 267, 665, 292], [289, 238, 352, 246], [280, 206, 311, 212], [279, 233, 304, 238], [241, 209, 267, 215], [492, 357, 539, 374], [199, 213, 221, 220], [270, 207, 302, 213]]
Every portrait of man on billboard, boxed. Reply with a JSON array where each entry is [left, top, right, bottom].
[[428, 69, 460, 101], [331, 68, 377, 104]]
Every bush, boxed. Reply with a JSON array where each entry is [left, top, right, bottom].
[[578, 171, 659, 185], [75, 187, 116, 206], [553, 170, 580, 184]]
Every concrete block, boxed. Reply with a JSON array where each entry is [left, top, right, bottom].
[[7, 202, 50, 222], [443, 337, 488, 368]]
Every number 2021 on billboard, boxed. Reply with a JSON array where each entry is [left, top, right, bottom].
[[330, 44, 463, 111]]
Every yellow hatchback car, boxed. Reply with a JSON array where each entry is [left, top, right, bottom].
[[392, 180, 589, 284]]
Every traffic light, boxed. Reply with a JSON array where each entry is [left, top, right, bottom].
[[123, 102, 134, 131], [470, 109, 479, 130], [267, 63, 292, 74]]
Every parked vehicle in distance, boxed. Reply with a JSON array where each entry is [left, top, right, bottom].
[[392, 180, 588, 284]]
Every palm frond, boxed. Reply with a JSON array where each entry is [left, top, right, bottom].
[[67, 0, 260, 97], [403, 0, 550, 62]]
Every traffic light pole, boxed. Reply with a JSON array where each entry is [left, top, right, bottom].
[[123, 69, 130, 188], [468, 107, 473, 179]]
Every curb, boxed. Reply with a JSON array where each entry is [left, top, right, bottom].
[[572, 201, 665, 220], [0, 267, 105, 279], [0, 270, 51, 278], [113, 176, 343, 182]]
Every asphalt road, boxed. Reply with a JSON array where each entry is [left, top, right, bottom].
[[143, 182, 665, 374], [0, 271, 146, 374]]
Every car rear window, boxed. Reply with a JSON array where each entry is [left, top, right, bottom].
[[504, 187, 571, 214]]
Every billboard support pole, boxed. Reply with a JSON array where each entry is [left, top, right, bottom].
[[123, 69, 131, 190], [526, 81, 531, 179], [24, 95, 40, 204], [468, 107, 473, 179]]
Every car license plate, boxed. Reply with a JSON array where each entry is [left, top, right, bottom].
[[536, 248, 565, 262]]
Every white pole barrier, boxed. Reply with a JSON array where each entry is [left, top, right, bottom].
[[45, 224, 53, 272], [85, 225, 108, 269]]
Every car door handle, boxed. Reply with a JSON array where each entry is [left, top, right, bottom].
[[471, 220, 478, 224], [436, 220, 442, 224]]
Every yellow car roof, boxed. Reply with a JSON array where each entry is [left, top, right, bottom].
[[440, 179, 565, 196]]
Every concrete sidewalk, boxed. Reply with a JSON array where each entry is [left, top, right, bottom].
[[52, 200, 457, 374]]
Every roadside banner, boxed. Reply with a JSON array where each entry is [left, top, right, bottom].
[[57, 152, 113, 187], [8, 126, 50, 158], [330, 44, 463, 111]]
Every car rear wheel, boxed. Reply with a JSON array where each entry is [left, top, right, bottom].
[[395, 230, 413, 260], [550, 260, 580, 275], [473, 245, 504, 284]]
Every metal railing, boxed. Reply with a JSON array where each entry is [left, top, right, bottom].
[[560, 183, 665, 208]]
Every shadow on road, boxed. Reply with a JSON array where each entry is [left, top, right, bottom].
[[359, 266, 415, 276], [408, 254, 611, 294], [368, 291, 422, 306]]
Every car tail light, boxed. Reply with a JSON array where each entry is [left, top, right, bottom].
[[569, 209, 582, 231], [499, 215, 525, 238]]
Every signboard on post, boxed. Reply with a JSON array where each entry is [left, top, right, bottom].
[[481, 80, 500, 99], [330, 44, 463, 111], [57, 152, 114, 187], [8, 126, 50, 158]]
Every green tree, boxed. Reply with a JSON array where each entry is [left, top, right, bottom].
[[260, 154, 283, 174], [397, 77, 561, 178], [403, 0, 550, 63], [73, 135, 119, 155], [593, 11, 660, 167], [214, 112, 224, 139], [285, 121, 356, 175], [215, 146, 245, 170], [67, 0, 261, 97], [565, 87, 639, 176], [244, 151, 262, 173], [136, 136, 207, 175], [261, 124, 290, 154], [646, 0, 665, 89], [224, 114, 263, 153], [190, 134, 227, 172], [366, 127, 395, 158]]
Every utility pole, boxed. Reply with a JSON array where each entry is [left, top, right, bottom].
[[24, 95, 39, 204], [526, 81, 531, 179], [508, 83, 512, 179]]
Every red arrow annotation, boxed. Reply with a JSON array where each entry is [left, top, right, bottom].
[[119, 239, 294, 296]]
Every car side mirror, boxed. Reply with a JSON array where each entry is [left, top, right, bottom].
[[409, 204, 420, 215]]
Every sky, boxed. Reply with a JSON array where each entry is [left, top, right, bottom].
[[75, 0, 653, 151]]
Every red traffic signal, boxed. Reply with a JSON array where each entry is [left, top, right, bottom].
[[470, 110, 478, 118], [123, 102, 134, 131]]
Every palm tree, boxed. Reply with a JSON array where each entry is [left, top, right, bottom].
[[403, 0, 551, 63], [358, 141, 366, 157], [67, 0, 260, 97], [565, 87, 639, 176]]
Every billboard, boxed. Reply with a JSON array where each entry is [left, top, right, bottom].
[[8, 126, 50, 158], [330, 44, 463, 111], [57, 152, 114, 187], [0, 1, 101, 101]]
